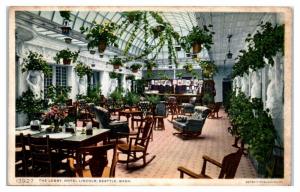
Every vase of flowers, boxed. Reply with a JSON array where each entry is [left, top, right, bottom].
[[43, 105, 67, 133]]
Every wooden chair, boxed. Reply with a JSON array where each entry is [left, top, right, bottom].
[[69, 144, 118, 177], [178, 148, 243, 179], [15, 133, 30, 176], [117, 116, 156, 169], [28, 135, 70, 177], [153, 102, 167, 130], [208, 102, 221, 119]]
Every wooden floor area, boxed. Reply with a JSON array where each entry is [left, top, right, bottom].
[[111, 109, 257, 178]]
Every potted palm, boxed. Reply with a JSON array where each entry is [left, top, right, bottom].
[[181, 25, 214, 54], [54, 48, 80, 65], [109, 57, 123, 69], [130, 63, 142, 73], [80, 21, 119, 53]]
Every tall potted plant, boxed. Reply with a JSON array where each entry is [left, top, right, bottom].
[[54, 48, 80, 65], [181, 25, 214, 53], [80, 22, 119, 53], [130, 63, 142, 73], [109, 57, 123, 69]]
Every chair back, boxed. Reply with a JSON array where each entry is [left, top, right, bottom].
[[218, 148, 243, 178], [139, 101, 150, 114], [15, 133, 29, 176], [75, 144, 118, 177], [155, 103, 167, 116], [28, 135, 53, 176], [93, 106, 111, 128], [135, 117, 154, 147]]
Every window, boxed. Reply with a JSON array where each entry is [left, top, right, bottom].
[[44, 65, 69, 99], [55, 66, 67, 87]]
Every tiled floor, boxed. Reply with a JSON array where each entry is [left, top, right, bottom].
[[111, 109, 257, 178]]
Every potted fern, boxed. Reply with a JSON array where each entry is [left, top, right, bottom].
[[74, 61, 92, 78], [199, 60, 218, 79], [130, 63, 142, 73], [181, 25, 214, 53], [109, 57, 123, 69], [21, 50, 52, 77], [80, 21, 119, 53], [54, 48, 80, 65]]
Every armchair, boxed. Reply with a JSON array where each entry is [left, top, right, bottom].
[[177, 148, 243, 179], [172, 108, 211, 139], [92, 106, 129, 139]]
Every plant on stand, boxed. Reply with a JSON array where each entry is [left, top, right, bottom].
[[80, 21, 119, 53], [54, 48, 80, 65]]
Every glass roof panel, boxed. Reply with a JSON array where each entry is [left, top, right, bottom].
[[85, 12, 97, 22], [40, 11, 53, 20]]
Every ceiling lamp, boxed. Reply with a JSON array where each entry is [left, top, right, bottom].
[[226, 34, 233, 59]]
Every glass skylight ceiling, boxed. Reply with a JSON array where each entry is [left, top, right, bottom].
[[27, 10, 201, 68]]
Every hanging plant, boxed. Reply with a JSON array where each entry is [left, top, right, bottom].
[[59, 11, 71, 21], [199, 60, 218, 79], [130, 63, 142, 73], [232, 22, 284, 78], [183, 63, 193, 73], [181, 25, 214, 53], [109, 57, 123, 69], [176, 71, 183, 79], [80, 21, 119, 53], [109, 71, 121, 79], [53, 48, 79, 65], [21, 51, 52, 77], [246, 22, 284, 66], [122, 11, 143, 23], [126, 74, 135, 81], [74, 61, 92, 78], [144, 60, 157, 71]]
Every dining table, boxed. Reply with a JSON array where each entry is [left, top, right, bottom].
[[15, 125, 110, 150]]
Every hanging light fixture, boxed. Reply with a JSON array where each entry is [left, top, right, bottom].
[[226, 34, 233, 59]]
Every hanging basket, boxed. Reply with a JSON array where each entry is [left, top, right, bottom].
[[113, 64, 120, 69], [64, 37, 72, 44], [132, 69, 138, 73], [98, 41, 107, 53], [63, 58, 71, 65], [192, 42, 202, 54]]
